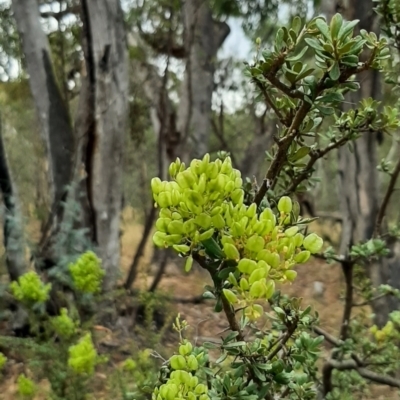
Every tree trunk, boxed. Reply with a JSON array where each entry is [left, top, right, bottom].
[[337, 0, 399, 325], [177, 0, 230, 160], [82, 0, 129, 292], [11, 0, 75, 224], [0, 113, 25, 281]]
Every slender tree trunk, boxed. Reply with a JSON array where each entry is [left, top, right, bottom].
[[336, 0, 399, 325], [0, 113, 25, 281], [177, 0, 230, 160], [82, 0, 129, 291], [12, 0, 75, 225]]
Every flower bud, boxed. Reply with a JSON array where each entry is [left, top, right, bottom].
[[199, 228, 214, 241], [151, 177, 163, 195], [153, 232, 167, 248], [303, 233, 323, 253], [173, 245, 190, 254], [249, 268, 267, 285], [245, 234, 265, 253], [278, 196, 293, 213], [212, 214, 225, 230], [294, 250, 310, 263], [240, 278, 249, 291], [284, 270, 297, 282], [170, 355, 187, 370], [223, 243, 240, 260], [223, 289, 238, 304], [250, 280, 265, 298], [187, 354, 199, 371], [237, 259, 257, 274], [185, 255, 194, 272], [285, 226, 299, 237]]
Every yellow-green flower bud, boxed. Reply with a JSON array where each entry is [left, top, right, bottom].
[[249, 268, 267, 285], [260, 208, 276, 223], [284, 270, 297, 282], [158, 192, 172, 208], [285, 226, 299, 237], [294, 250, 310, 263], [237, 258, 257, 274], [250, 280, 265, 298], [187, 354, 199, 370], [293, 233, 304, 247], [278, 196, 293, 213], [245, 234, 265, 253], [185, 255, 194, 272], [153, 232, 167, 247], [194, 384, 208, 395], [223, 289, 238, 304], [223, 243, 240, 260], [199, 228, 214, 241], [303, 233, 323, 253], [168, 220, 184, 235], [195, 213, 212, 230], [265, 280, 275, 299], [170, 355, 187, 370], [240, 278, 249, 291], [173, 244, 191, 254], [212, 214, 225, 229], [231, 189, 244, 206], [151, 177, 163, 195], [257, 250, 280, 268]]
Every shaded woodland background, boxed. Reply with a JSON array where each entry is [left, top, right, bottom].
[[0, 0, 399, 398]]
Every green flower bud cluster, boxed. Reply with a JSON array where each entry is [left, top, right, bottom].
[[68, 333, 98, 375], [0, 352, 6, 370], [370, 320, 396, 343], [153, 340, 209, 400], [151, 154, 244, 253], [17, 374, 36, 397], [68, 251, 105, 294], [51, 308, 78, 339], [151, 156, 323, 315], [10, 271, 51, 304]]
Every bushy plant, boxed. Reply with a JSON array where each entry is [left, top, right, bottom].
[[148, 11, 400, 400], [4, 252, 107, 399]]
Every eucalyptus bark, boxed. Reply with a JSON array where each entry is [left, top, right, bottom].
[[82, 0, 129, 291], [177, 0, 230, 160]]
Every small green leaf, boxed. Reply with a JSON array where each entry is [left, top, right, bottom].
[[286, 45, 309, 62], [292, 16, 302, 35], [289, 146, 310, 162], [329, 62, 340, 81], [315, 18, 331, 42], [338, 19, 359, 41], [330, 13, 343, 40], [304, 37, 324, 51]]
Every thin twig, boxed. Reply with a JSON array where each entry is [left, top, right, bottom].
[[340, 260, 354, 340], [221, 293, 244, 341], [374, 157, 400, 236]]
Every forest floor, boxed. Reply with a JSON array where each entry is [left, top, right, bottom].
[[0, 209, 398, 399]]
